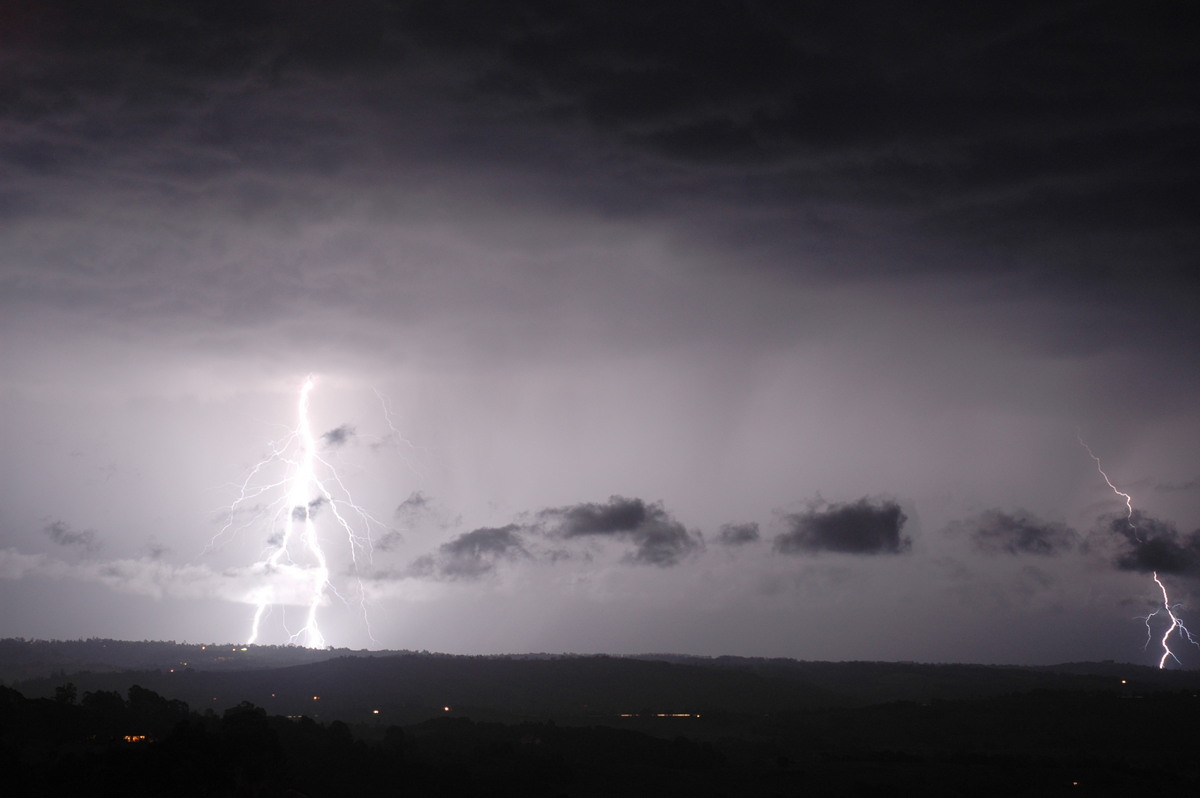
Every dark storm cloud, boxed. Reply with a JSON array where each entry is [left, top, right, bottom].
[[10, 2, 1192, 228], [42, 520, 100, 554], [399, 5, 1197, 223], [717, 522, 760, 546], [775, 498, 909, 556], [538, 496, 699, 567], [5, 0, 1197, 372], [962, 510, 1078, 556], [321, 424, 355, 448], [408, 524, 527, 581], [1108, 512, 1200, 579]]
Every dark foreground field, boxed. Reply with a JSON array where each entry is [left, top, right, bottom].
[[3, 639, 1199, 796]]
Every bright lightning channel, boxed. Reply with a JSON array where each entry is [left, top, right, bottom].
[[1078, 432, 1198, 668], [218, 376, 389, 648]]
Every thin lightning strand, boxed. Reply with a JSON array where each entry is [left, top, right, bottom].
[[1078, 432, 1198, 668], [217, 376, 392, 648], [1076, 432, 1138, 540]]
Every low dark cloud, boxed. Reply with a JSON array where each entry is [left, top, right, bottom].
[[1109, 512, 1200, 579], [775, 498, 909, 555], [410, 525, 527, 581], [42, 520, 101, 554], [538, 496, 699, 567], [322, 424, 355, 448], [964, 510, 1078, 556], [717, 522, 760, 546]]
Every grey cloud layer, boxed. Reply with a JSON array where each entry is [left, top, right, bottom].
[[965, 510, 1079, 556], [537, 496, 699, 567], [775, 498, 910, 555], [5, 1, 1196, 296], [717, 522, 760, 546], [1109, 512, 1200, 580], [43, 520, 101, 554], [409, 524, 527, 581]]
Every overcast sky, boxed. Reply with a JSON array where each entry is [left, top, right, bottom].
[[2, 1, 1198, 666]]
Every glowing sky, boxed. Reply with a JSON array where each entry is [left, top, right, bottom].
[[2, 1, 1199, 665]]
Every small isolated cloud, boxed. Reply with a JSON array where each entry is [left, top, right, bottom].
[[395, 491, 430, 517], [964, 510, 1078, 556], [1108, 512, 1200, 579], [538, 496, 699, 567], [374, 530, 405, 552], [322, 424, 355, 448], [409, 525, 527, 581], [292, 496, 327, 522], [717, 522, 760, 546], [42, 520, 101, 554], [775, 498, 909, 555]]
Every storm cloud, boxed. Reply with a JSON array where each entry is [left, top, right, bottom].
[[409, 525, 527, 581], [1109, 513, 1200, 579], [775, 499, 910, 556], [322, 424, 355, 448], [717, 523, 760, 546], [964, 510, 1078, 556], [538, 496, 699, 567], [42, 521, 101, 554]]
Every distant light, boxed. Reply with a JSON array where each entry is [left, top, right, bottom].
[[443, 706, 450, 712], [372, 709, 381, 715], [1121, 679, 1127, 684], [313, 696, 320, 701]]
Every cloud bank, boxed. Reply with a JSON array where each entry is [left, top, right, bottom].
[[775, 498, 910, 555]]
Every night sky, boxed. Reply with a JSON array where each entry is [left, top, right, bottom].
[[3, 1, 1199, 665]]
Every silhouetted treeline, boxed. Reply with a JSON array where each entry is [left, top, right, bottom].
[[4, 680, 1200, 796]]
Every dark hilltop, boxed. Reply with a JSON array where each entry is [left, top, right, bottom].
[[3, 638, 1200, 796]]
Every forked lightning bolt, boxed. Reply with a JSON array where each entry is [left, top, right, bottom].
[[217, 376, 388, 648], [1078, 432, 1198, 668]]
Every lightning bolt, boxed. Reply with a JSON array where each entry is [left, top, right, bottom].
[[1078, 432, 1198, 668], [216, 375, 392, 648]]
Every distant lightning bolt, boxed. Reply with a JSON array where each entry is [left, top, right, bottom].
[[216, 375, 392, 648], [1078, 432, 1198, 668], [1149, 572, 1200, 669], [1076, 432, 1138, 540]]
